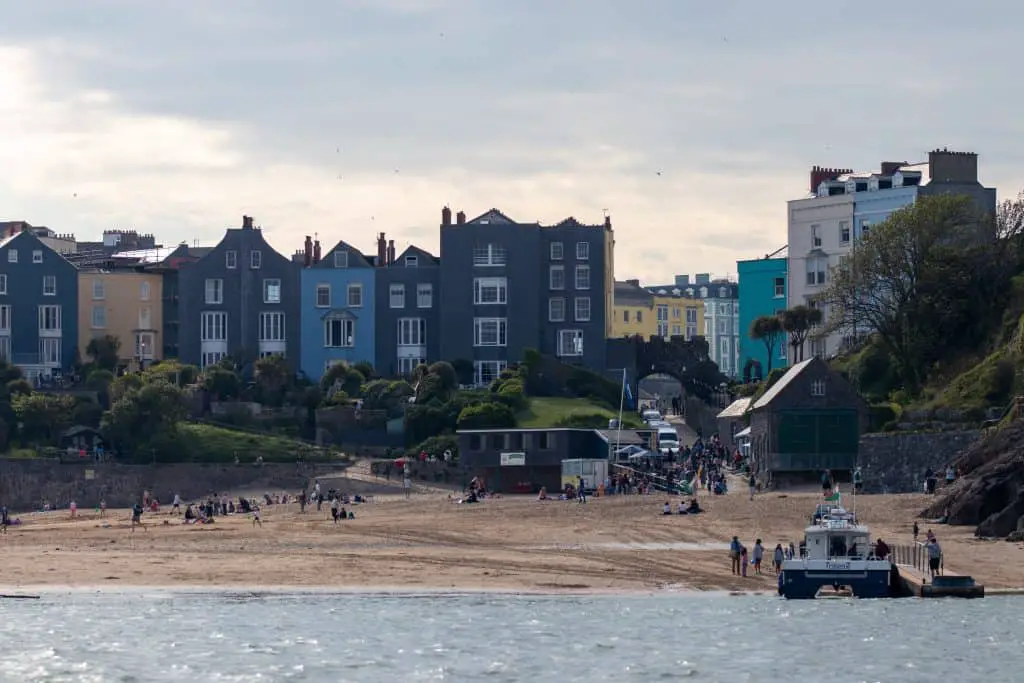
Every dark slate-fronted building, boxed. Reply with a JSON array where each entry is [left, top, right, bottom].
[[178, 215, 300, 371], [457, 427, 636, 493], [0, 229, 79, 382], [372, 232, 440, 378], [439, 207, 613, 386], [748, 356, 867, 488]]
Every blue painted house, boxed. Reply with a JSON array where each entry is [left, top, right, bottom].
[[299, 235, 376, 380], [737, 251, 788, 379], [0, 229, 79, 382]]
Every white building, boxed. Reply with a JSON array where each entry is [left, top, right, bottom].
[[787, 151, 996, 359]]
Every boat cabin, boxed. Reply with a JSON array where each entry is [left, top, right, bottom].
[[804, 510, 872, 560]]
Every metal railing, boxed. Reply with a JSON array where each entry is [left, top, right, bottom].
[[610, 463, 693, 495], [890, 541, 943, 574]]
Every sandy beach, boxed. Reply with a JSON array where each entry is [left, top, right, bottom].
[[2, 486, 1022, 593]]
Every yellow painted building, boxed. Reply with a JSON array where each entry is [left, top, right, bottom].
[[612, 279, 705, 340], [650, 293, 705, 341], [612, 280, 656, 338], [78, 270, 163, 369]]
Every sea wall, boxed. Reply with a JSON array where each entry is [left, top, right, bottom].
[[857, 430, 982, 493], [0, 459, 348, 512]]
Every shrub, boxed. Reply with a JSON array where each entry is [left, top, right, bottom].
[[496, 378, 527, 411], [552, 412, 614, 428], [868, 403, 900, 431], [457, 402, 516, 430], [408, 434, 458, 462]]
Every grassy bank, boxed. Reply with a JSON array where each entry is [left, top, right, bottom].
[[178, 423, 342, 463], [516, 397, 645, 429]]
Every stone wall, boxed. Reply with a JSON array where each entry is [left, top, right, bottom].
[[857, 430, 981, 493], [0, 459, 349, 512]]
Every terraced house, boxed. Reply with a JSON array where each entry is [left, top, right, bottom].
[[0, 229, 79, 382], [299, 235, 377, 380], [178, 215, 300, 371], [78, 267, 164, 370], [373, 232, 440, 377], [439, 207, 613, 386]]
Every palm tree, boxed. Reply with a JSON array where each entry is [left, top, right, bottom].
[[780, 305, 824, 362], [749, 315, 784, 373]]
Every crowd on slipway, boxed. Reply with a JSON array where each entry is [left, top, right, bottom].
[[622, 434, 739, 496]]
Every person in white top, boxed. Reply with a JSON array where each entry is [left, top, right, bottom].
[[172, 494, 182, 515]]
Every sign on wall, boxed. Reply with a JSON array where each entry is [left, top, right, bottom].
[[500, 452, 526, 467]]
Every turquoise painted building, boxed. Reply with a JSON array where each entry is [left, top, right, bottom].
[[737, 252, 788, 379], [299, 239, 376, 381]]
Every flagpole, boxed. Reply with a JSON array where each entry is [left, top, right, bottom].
[[615, 368, 626, 461]]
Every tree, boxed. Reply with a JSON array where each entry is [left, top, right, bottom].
[[254, 354, 293, 406], [749, 315, 785, 372], [101, 381, 189, 461], [86, 335, 121, 372], [12, 393, 77, 442], [820, 193, 1010, 393], [202, 366, 242, 400], [780, 306, 823, 363], [321, 363, 365, 398]]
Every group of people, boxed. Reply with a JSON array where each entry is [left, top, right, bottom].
[[661, 499, 703, 515]]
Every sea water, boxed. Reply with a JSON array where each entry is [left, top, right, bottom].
[[0, 590, 1021, 682]]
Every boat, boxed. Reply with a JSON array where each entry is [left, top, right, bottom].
[[779, 498, 893, 599]]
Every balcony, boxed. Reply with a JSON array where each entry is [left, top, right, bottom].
[[11, 352, 59, 367], [38, 327, 62, 338]]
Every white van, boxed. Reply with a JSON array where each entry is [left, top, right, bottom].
[[657, 426, 680, 455], [642, 409, 662, 422]]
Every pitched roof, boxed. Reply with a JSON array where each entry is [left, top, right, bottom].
[[717, 397, 752, 419], [466, 208, 517, 225], [752, 358, 815, 409]]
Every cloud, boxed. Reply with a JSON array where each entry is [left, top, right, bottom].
[[0, 1, 1021, 285]]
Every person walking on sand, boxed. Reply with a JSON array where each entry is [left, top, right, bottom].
[[252, 505, 263, 528], [403, 474, 412, 499], [740, 545, 749, 577], [171, 493, 182, 515], [729, 536, 742, 575], [748, 474, 756, 501], [577, 476, 587, 503], [1, 505, 9, 534], [913, 521, 919, 542], [69, 500, 77, 519], [773, 544, 785, 574], [752, 539, 764, 575], [130, 503, 146, 533]]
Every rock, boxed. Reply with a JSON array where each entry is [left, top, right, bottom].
[[923, 418, 1024, 538], [1007, 530, 1024, 542]]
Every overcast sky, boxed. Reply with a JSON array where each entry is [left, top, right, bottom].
[[1, 0, 1021, 282]]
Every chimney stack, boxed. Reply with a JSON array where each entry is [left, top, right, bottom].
[[387, 240, 396, 265], [303, 236, 313, 267], [626, 278, 640, 286], [442, 206, 452, 226], [313, 239, 322, 264], [809, 166, 854, 192], [242, 215, 254, 229], [880, 161, 907, 176], [604, 214, 612, 229], [456, 210, 466, 225], [377, 232, 387, 266]]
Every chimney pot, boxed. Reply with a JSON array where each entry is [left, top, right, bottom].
[[242, 215, 254, 229], [442, 206, 452, 226], [604, 215, 612, 229], [387, 239, 396, 265], [456, 210, 466, 225], [303, 235, 312, 267], [313, 240, 322, 264]]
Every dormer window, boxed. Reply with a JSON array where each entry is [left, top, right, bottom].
[[334, 250, 348, 268], [686, 288, 694, 297], [892, 172, 903, 187], [699, 286, 708, 297], [719, 287, 727, 298], [845, 180, 856, 194], [405, 255, 418, 267], [868, 178, 879, 191]]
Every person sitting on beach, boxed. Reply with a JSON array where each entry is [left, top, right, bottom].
[[686, 499, 702, 514], [339, 507, 347, 520], [537, 487, 548, 501], [677, 500, 688, 514], [184, 504, 195, 522], [663, 501, 672, 515]]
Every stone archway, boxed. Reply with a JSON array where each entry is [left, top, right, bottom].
[[631, 336, 730, 406]]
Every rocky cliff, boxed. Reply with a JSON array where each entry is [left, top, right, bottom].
[[922, 420, 1024, 538]]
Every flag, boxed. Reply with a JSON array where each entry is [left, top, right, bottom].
[[824, 491, 840, 503], [624, 377, 634, 409]]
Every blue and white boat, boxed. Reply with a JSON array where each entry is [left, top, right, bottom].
[[779, 499, 893, 599]]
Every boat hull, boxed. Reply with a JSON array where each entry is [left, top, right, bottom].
[[779, 562, 892, 599]]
